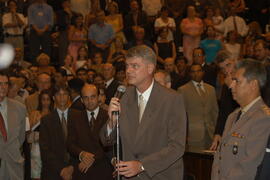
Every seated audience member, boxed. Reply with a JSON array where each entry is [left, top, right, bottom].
[[193, 47, 217, 87], [0, 71, 26, 180], [107, 36, 127, 64], [40, 85, 79, 180], [93, 73, 106, 90], [88, 10, 115, 60], [25, 72, 52, 113], [154, 6, 176, 41], [125, 26, 153, 50], [54, 68, 68, 87], [76, 67, 88, 82], [178, 63, 218, 148], [115, 62, 127, 85], [28, 89, 54, 179], [102, 63, 120, 105], [224, 31, 242, 60], [2, 0, 27, 50], [164, 57, 180, 90], [91, 51, 104, 73], [68, 78, 85, 111], [154, 70, 172, 88], [211, 60, 270, 180], [124, 0, 148, 41], [10, 48, 31, 70], [154, 27, 177, 68], [200, 25, 222, 64], [36, 53, 56, 76], [175, 56, 190, 88], [76, 46, 89, 69], [87, 69, 96, 83], [61, 54, 76, 77], [253, 40, 270, 64], [68, 84, 113, 180]]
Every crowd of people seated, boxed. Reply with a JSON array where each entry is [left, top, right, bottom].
[[0, 0, 270, 179]]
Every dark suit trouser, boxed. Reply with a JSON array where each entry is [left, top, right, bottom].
[[29, 30, 51, 63]]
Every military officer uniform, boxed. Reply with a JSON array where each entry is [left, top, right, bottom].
[[211, 97, 270, 180]]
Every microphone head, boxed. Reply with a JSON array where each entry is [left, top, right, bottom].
[[114, 85, 126, 99]]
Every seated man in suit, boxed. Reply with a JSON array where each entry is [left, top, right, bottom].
[[68, 83, 113, 180], [193, 47, 217, 87], [0, 71, 26, 180], [178, 63, 218, 148], [211, 59, 270, 180], [154, 70, 171, 89], [68, 78, 85, 111], [102, 63, 120, 105], [40, 85, 79, 180], [25, 72, 51, 113]]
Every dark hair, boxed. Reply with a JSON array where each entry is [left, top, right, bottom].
[[68, 78, 85, 93], [56, 68, 67, 77], [37, 89, 54, 111], [190, 63, 203, 70], [77, 46, 89, 60], [215, 50, 233, 64], [52, 84, 71, 96], [160, 6, 169, 13], [76, 67, 87, 75], [193, 47, 205, 56], [176, 56, 188, 64]]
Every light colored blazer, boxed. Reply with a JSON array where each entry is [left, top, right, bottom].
[[101, 82, 187, 180], [211, 98, 270, 180], [0, 98, 26, 180], [178, 81, 218, 143], [25, 92, 39, 114]]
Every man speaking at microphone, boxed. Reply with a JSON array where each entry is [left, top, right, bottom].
[[101, 45, 187, 180]]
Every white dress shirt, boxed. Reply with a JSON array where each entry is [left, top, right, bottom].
[[2, 12, 27, 35], [86, 107, 99, 123], [57, 108, 69, 123], [192, 80, 205, 95]]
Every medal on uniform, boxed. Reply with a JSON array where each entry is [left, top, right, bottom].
[[232, 142, 238, 155]]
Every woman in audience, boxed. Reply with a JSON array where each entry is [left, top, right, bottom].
[[154, 27, 176, 68], [28, 89, 54, 180], [91, 51, 104, 73], [67, 14, 87, 68], [76, 46, 89, 69], [61, 54, 76, 77], [107, 36, 127, 64], [224, 30, 242, 60], [203, 7, 214, 27], [36, 53, 56, 76], [105, 1, 126, 47], [181, 5, 204, 64], [200, 25, 223, 64], [154, 6, 176, 41]]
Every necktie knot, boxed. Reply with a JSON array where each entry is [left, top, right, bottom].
[[91, 112, 95, 117]]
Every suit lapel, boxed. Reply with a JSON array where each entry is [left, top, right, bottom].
[[52, 110, 66, 147], [188, 81, 205, 103], [7, 99, 16, 140]]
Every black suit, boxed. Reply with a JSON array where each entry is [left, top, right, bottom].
[[202, 64, 217, 88], [70, 97, 85, 111], [40, 109, 79, 180], [255, 135, 270, 180], [105, 79, 120, 105], [67, 108, 113, 180]]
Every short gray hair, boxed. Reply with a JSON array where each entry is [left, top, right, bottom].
[[126, 45, 157, 65], [235, 59, 267, 88]]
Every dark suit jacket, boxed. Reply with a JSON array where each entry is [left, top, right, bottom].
[[68, 108, 113, 180], [39, 109, 79, 180], [255, 135, 270, 180], [202, 64, 217, 88], [70, 97, 85, 111], [101, 82, 187, 180], [105, 79, 120, 105]]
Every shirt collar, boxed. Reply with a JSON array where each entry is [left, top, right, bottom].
[[241, 96, 261, 114], [87, 106, 99, 120], [57, 108, 69, 120], [192, 80, 204, 87], [105, 78, 114, 88], [136, 80, 154, 103]]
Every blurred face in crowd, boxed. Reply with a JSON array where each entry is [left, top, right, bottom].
[[102, 63, 114, 81], [29, 66, 38, 79], [62, 0, 71, 9], [230, 68, 256, 107], [193, 49, 205, 65], [94, 75, 105, 89], [187, 6, 196, 18], [134, 28, 145, 41], [154, 71, 171, 88], [161, 9, 169, 18], [75, 15, 84, 28], [54, 72, 67, 86], [126, 57, 155, 90], [98, 88, 106, 106], [206, 8, 214, 18], [41, 93, 52, 109], [0, 75, 9, 102], [218, 58, 236, 77], [254, 43, 268, 61], [176, 59, 187, 73], [96, 11, 105, 25], [87, 70, 96, 83], [93, 53, 103, 65], [116, 70, 126, 83], [78, 47, 88, 60], [130, 0, 139, 12], [108, 3, 118, 15], [81, 84, 99, 111], [164, 58, 175, 73], [190, 64, 204, 82], [64, 55, 73, 67], [8, 1, 17, 13], [77, 70, 88, 82], [54, 89, 70, 110], [206, 26, 216, 38], [37, 54, 50, 67], [36, 73, 51, 91]]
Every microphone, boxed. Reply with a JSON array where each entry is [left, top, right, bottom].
[[112, 85, 126, 115], [114, 85, 126, 99]]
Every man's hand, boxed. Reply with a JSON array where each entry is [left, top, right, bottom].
[[108, 97, 121, 128], [209, 134, 221, 151], [116, 160, 143, 178], [60, 166, 73, 180], [79, 161, 91, 173], [81, 151, 95, 165]]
